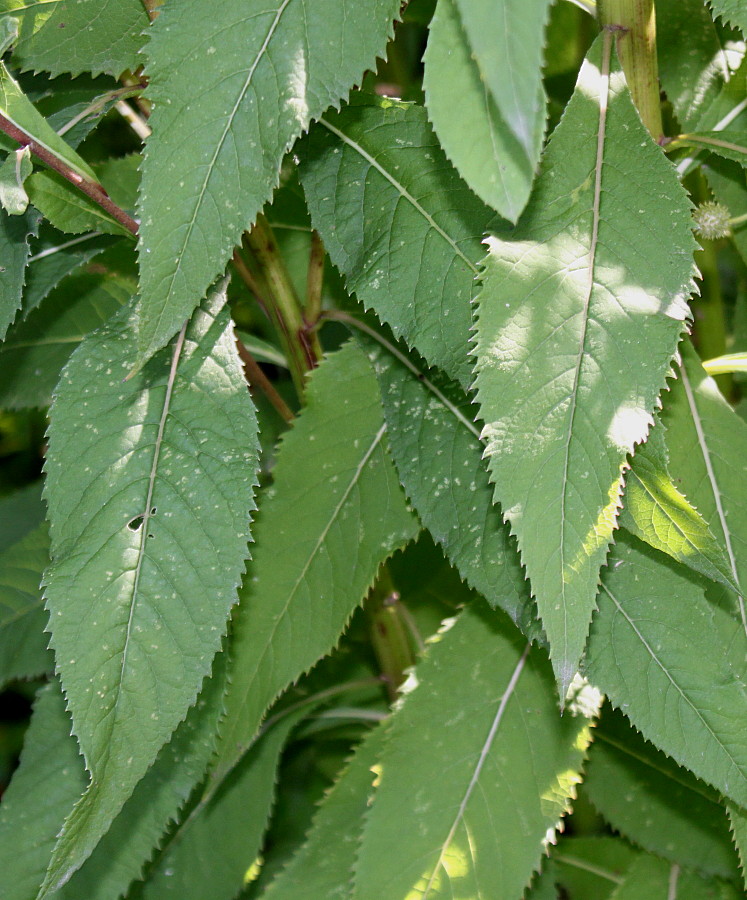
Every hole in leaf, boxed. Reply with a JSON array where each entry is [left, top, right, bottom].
[[150, 506, 157, 515], [127, 514, 144, 532]]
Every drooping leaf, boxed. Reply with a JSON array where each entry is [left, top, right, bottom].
[[707, 0, 747, 36], [656, 0, 737, 132], [0, 205, 37, 339], [585, 532, 747, 808], [300, 100, 493, 389], [40, 281, 259, 893], [0, 59, 97, 182], [0, 145, 32, 215], [22, 226, 112, 315], [135, 0, 400, 367], [0, 680, 87, 900], [0, 522, 52, 687], [620, 424, 738, 592], [583, 705, 739, 879], [137, 703, 310, 900], [8, 0, 148, 78], [473, 33, 696, 694], [423, 0, 548, 221], [260, 723, 386, 900], [209, 342, 418, 788], [609, 854, 741, 900], [56, 656, 229, 900], [26, 171, 131, 236], [363, 334, 540, 640], [0, 271, 131, 410], [352, 601, 596, 900], [663, 340, 747, 633]]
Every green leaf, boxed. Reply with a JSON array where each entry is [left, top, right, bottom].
[[26, 171, 131, 236], [663, 340, 747, 629], [0, 271, 131, 410], [703, 352, 747, 376], [620, 425, 738, 592], [260, 723, 386, 900], [135, 0, 400, 367], [0, 480, 44, 550], [40, 281, 259, 893], [583, 706, 739, 879], [137, 702, 309, 900], [671, 132, 747, 167], [0, 205, 37, 339], [473, 33, 696, 694], [209, 342, 418, 789], [727, 802, 747, 888], [0, 522, 53, 687], [656, 0, 737, 132], [363, 334, 540, 640], [707, 0, 747, 35], [552, 836, 640, 900], [0, 145, 32, 215], [23, 227, 112, 315], [352, 602, 596, 900], [300, 101, 493, 389], [0, 680, 87, 900], [8, 0, 148, 78], [423, 0, 548, 221], [0, 59, 97, 182], [585, 533, 747, 808], [609, 854, 742, 900], [56, 656, 229, 900]]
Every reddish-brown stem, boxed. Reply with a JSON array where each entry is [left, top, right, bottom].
[[235, 336, 294, 424], [0, 112, 139, 236]]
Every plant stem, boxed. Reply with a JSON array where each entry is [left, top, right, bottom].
[[305, 229, 325, 326], [599, 0, 663, 141], [245, 214, 320, 397], [694, 239, 732, 397], [365, 565, 416, 702], [235, 336, 294, 424], [0, 111, 139, 235]]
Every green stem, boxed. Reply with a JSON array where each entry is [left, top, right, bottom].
[[598, 0, 663, 141], [365, 565, 416, 702], [693, 239, 732, 398], [244, 214, 320, 397]]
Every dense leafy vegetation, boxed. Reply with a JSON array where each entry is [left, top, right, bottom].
[[1, 0, 746, 897]]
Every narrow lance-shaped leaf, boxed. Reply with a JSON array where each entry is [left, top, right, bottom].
[[138, 702, 310, 900], [583, 705, 739, 879], [585, 532, 747, 809], [362, 334, 540, 640], [353, 602, 597, 900], [40, 281, 259, 893], [300, 100, 493, 389], [209, 342, 418, 789], [473, 32, 696, 694], [619, 423, 738, 592], [0, 523, 53, 688], [135, 0, 400, 368], [260, 723, 386, 900], [8, 0, 148, 79], [423, 0, 549, 221]]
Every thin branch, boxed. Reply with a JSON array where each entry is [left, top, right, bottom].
[[0, 111, 139, 236], [235, 335, 294, 424]]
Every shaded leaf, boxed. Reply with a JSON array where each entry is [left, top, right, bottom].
[[474, 33, 695, 693], [552, 836, 639, 900], [353, 601, 596, 900], [209, 342, 418, 788], [260, 723, 385, 900], [26, 171, 131, 236], [0, 480, 44, 551], [300, 100, 492, 389], [423, 0, 548, 221], [0, 205, 38, 339], [40, 282, 259, 892], [0, 271, 131, 410], [0, 522, 52, 687], [583, 705, 739, 878], [363, 334, 540, 639], [609, 854, 741, 900], [0, 145, 32, 215], [135, 0, 399, 366], [8, 0, 148, 79], [672, 131, 747, 167], [620, 425, 738, 592], [585, 533, 747, 808]]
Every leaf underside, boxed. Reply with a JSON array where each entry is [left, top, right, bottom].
[[473, 34, 696, 693]]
